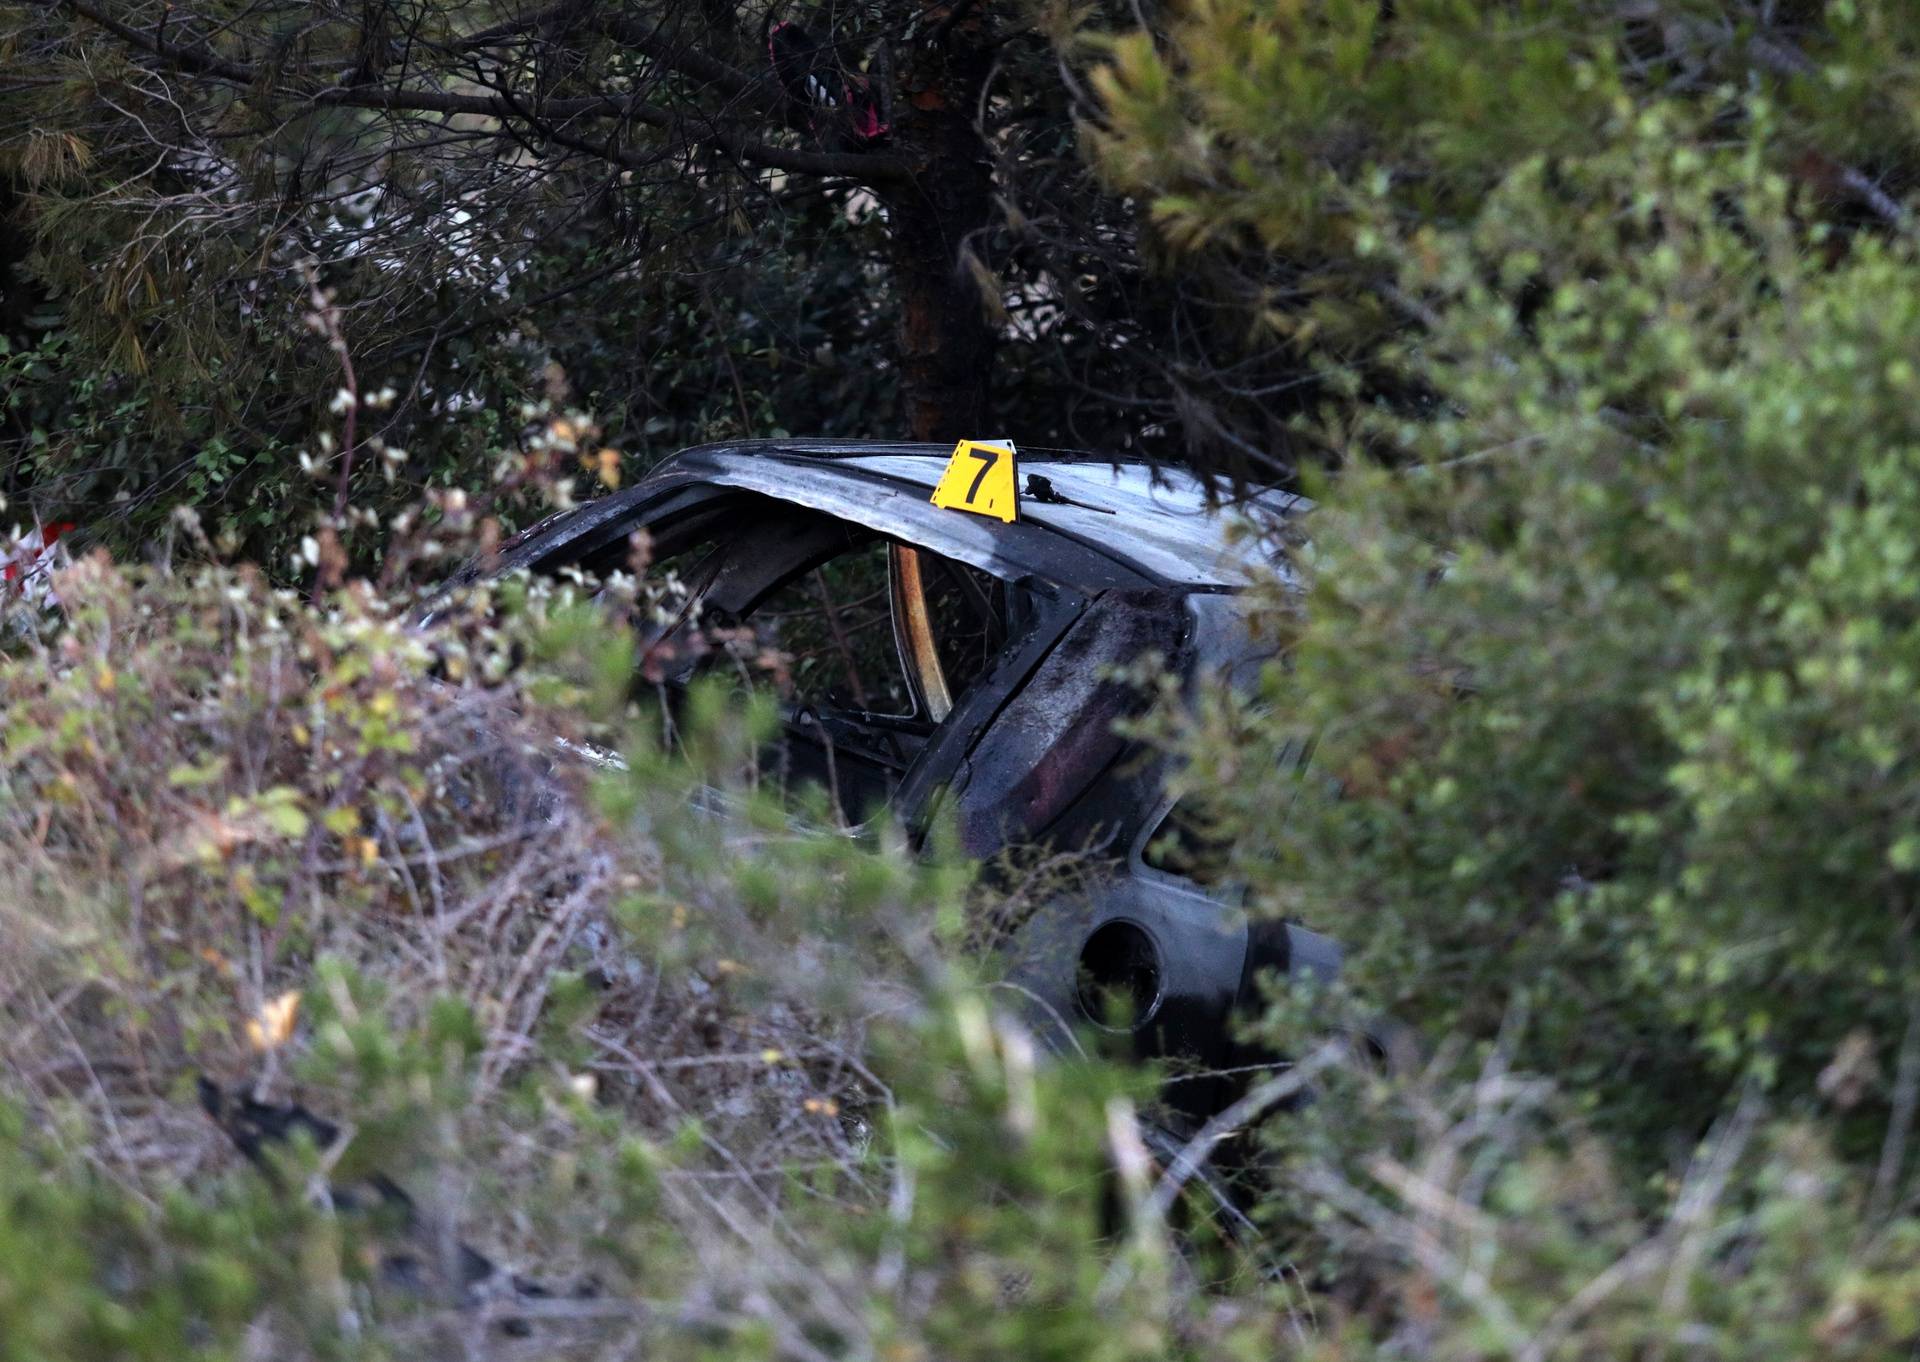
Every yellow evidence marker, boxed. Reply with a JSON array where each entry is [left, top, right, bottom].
[[929, 439, 1019, 522]]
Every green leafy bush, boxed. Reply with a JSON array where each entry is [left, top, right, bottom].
[[1160, 109, 1920, 1164]]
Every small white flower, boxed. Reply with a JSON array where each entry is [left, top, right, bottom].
[[328, 387, 356, 415], [300, 535, 321, 566]]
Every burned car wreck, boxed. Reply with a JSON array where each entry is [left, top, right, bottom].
[[458, 438, 1344, 1134]]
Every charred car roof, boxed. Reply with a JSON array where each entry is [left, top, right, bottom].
[[490, 440, 1307, 593]]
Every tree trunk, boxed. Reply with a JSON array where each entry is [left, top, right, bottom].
[[0, 178, 49, 510], [0, 179, 36, 338], [883, 23, 997, 444]]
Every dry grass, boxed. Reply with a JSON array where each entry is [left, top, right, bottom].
[[0, 548, 901, 1340]]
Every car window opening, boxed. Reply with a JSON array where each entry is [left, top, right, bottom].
[[749, 541, 913, 716], [634, 500, 1028, 826], [890, 545, 1005, 721]]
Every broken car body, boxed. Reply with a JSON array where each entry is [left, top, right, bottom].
[[457, 439, 1342, 1130]]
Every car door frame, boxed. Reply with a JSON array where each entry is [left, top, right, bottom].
[[463, 475, 1108, 847]]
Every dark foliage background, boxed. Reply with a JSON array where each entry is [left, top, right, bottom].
[[1, 0, 1313, 566]]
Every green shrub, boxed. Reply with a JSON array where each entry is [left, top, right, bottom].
[[1157, 109, 1920, 1173]]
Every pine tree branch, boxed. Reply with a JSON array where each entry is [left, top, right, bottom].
[[58, 0, 911, 183], [593, 12, 784, 117], [438, 5, 786, 123]]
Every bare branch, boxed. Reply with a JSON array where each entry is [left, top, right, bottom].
[[59, 0, 912, 182], [1871, 993, 1920, 1222]]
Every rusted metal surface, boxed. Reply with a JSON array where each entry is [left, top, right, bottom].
[[888, 546, 953, 721]]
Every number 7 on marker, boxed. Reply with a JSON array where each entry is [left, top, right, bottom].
[[965, 445, 1000, 501], [930, 439, 1019, 522]]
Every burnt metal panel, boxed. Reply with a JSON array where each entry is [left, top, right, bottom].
[[654, 449, 1151, 592], [841, 452, 1303, 588], [453, 440, 1306, 601], [944, 587, 1189, 858]]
